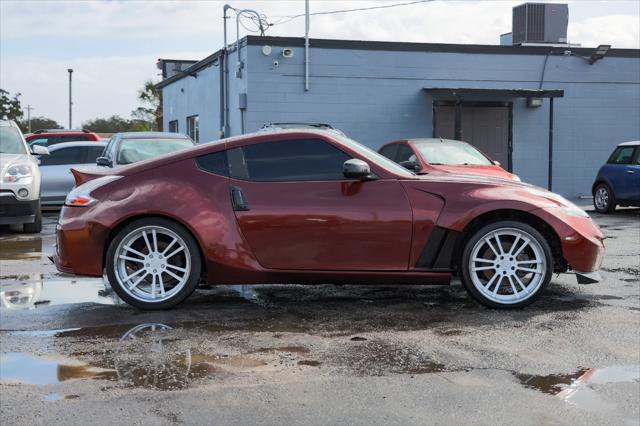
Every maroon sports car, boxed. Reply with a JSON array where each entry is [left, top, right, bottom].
[[54, 130, 605, 310]]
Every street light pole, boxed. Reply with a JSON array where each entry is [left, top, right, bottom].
[[67, 68, 73, 129], [26, 104, 34, 133]]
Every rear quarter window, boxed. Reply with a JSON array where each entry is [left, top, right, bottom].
[[197, 150, 228, 176]]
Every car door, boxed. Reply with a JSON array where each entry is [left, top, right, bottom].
[[40, 147, 86, 204], [227, 137, 413, 271], [627, 147, 640, 202], [603, 146, 637, 201]]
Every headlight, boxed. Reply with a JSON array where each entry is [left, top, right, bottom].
[[512, 174, 521, 182], [3, 163, 32, 183], [526, 187, 590, 218], [65, 175, 122, 207]]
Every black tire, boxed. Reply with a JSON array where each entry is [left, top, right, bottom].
[[593, 183, 616, 213], [459, 220, 553, 309], [23, 201, 42, 233], [105, 217, 202, 310]]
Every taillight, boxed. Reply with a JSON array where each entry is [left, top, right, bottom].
[[64, 175, 122, 207]]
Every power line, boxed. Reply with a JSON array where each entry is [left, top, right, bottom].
[[268, 0, 436, 27]]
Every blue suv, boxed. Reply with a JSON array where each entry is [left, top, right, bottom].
[[592, 141, 640, 213]]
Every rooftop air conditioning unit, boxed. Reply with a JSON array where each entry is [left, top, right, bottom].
[[512, 3, 568, 45]]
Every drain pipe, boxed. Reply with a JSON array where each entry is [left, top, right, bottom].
[[221, 4, 231, 137], [304, 0, 310, 91]]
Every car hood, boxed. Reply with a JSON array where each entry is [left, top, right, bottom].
[[429, 164, 514, 179], [409, 172, 579, 211], [0, 153, 34, 168]]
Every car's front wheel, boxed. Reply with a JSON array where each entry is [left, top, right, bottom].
[[593, 183, 616, 213], [460, 221, 553, 309], [106, 218, 202, 310]]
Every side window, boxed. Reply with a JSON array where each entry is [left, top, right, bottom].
[[608, 147, 635, 165], [380, 144, 399, 161], [631, 147, 640, 165], [40, 147, 84, 166], [86, 146, 106, 163], [196, 150, 228, 176], [169, 120, 179, 133], [187, 115, 199, 143], [29, 138, 48, 147], [396, 144, 416, 163], [228, 138, 351, 182]]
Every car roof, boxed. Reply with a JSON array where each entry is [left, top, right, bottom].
[[47, 141, 107, 151], [0, 120, 20, 128], [115, 132, 191, 139], [618, 141, 640, 147], [406, 138, 470, 145]]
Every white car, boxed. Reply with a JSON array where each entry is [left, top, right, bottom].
[[0, 120, 49, 233]]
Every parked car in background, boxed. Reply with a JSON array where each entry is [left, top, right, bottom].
[[592, 141, 640, 213], [40, 141, 107, 206], [96, 132, 194, 168], [0, 120, 49, 233], [379, 138, 520, 181], [25, 129, 101, 147], [54, 129, 604, 311], [259, 122, 346, 136]]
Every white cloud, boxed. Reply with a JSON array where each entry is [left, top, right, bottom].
[[1, 0, 637, 125]]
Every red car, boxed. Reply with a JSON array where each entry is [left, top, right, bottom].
[[54, 130, 604, 310], [379, 138, 519, 181], [26, 129, 101, 147]]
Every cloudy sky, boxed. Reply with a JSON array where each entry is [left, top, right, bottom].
[[1, 0, 638, 126]]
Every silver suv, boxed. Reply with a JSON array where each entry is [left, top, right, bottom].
[[0, 120, 49, 233]]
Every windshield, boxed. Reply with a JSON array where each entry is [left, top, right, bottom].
[[117, 138, 193, 165], [335, 135, 415, 178], [416, 141, 492, 166], [0, 126, 27, 155]]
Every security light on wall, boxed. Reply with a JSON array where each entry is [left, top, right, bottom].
[[527, 97, 543, 108], [589, 45, 611, 65], [282, 48, 294, 58], [261, 45, 272, 56]]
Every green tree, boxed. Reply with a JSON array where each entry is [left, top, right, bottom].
[[17, 116, 63, 134], [131, 80, 162, 131], [0, 89, 23, 121], [82, 115, 139, 133]]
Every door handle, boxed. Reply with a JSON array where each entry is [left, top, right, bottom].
[[230, 186, 250, 211], [626, 170, 636, 174]]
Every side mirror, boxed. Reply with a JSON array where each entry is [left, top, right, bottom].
[[399, 160, 421, 172], [492, 160, 501, 166], [31, 145, 49, 156], [96, 157, 112, 167], [343, 159, 373, 180]]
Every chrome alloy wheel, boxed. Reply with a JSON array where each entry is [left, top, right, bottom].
[[594, 187, 609, 210], [468, 227, 546, 305], [113, 226, 191, 303]]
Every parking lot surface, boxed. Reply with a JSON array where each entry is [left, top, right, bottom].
[[1, 209, 639, 425]]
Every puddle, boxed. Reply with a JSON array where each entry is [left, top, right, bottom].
[[42, 393, 80, 401], [0, 237, 43, 260], [0, 275, 120, 310], [515, 365, 640, 418], [0, 352, 116, 385], [1, 323, 268, 391]]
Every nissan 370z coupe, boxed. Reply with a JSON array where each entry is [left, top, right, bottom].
[[53, 130, 605, 310]]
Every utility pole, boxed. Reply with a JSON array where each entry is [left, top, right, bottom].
[[67, 68, 73, 129], [26, 105, 34, 133]]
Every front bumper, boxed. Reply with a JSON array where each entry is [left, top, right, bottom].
[[0, 193, 38, 225]]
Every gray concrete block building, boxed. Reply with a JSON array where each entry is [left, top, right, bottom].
[[157, 8, 639, 198]]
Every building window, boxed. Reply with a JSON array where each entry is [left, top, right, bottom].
[[168, 120, 179, 133], [187, 115, 199, 143]]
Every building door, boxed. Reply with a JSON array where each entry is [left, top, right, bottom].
[[434, 103, 511, 170]]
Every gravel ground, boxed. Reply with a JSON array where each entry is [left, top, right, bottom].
[[0, 208, 638, 425]]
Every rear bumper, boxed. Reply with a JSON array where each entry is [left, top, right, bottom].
[[0, 194, 38, 225]]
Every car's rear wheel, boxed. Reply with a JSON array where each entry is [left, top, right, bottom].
[[106, 218, 201, 310], [460, 221, 552, 309], [593, 184, 616, 213]]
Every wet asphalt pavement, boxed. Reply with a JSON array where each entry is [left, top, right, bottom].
[[0, 209, 639, 425]]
